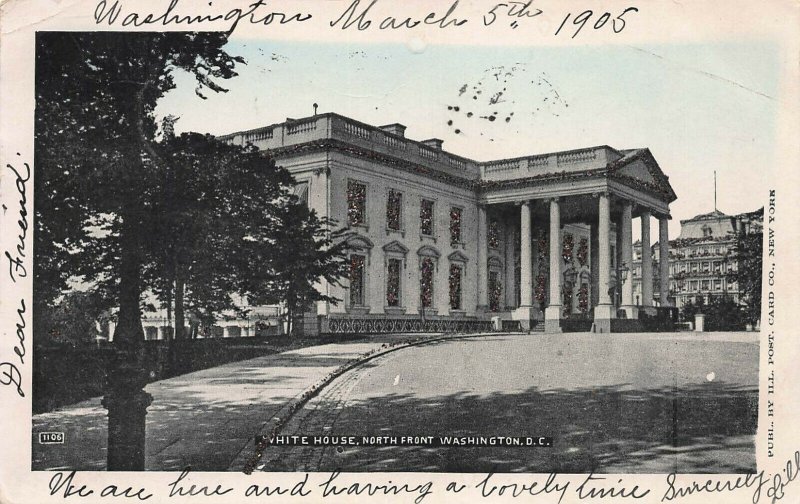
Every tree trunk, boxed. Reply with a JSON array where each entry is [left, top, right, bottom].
[[103, 211, 152, 471], [175, 274, 185, 341], [165, 282, 173, 341]]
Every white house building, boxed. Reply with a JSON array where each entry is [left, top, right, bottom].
[[219, 112, 678, 335]]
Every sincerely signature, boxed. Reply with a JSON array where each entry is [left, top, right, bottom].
[[662, 450, 800, 503]]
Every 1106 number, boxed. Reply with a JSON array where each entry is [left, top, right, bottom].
[[555, 7, 639, 38]]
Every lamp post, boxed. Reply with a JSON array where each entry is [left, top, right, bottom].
[[563, 267, 577, 317], [617, 263, 630, 309]]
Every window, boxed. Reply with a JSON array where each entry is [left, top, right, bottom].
[[488, 271, 501, 312], [610, 245, 616, 268], [449, 264, 463, 310], [420, 199, 434, 236], [386, 259, 402, 307], [449, 207, 463, 244], [386, 190, 402, 231], [420, 258, 435, 308], [701, 280, 710, 291], [349, 254, 366, 306], [714, 279, 722, 291], [293, 181, 310, 207], [690, 280, 698, 291], [488, 220, 500, 249], [347, 180, 367, 226], [713, 261, 721, 272]]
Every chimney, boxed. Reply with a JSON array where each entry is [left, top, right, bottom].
[[422, 138, 444, 150], [379, 123, 406, 137]]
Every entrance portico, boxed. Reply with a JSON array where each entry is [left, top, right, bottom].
[[478, 147, 677, 333]]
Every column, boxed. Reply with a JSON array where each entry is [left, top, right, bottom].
[[641, 211, 653, 307], [593, 194, 614, 332], [156, 326, 166, 340], [519, 201, 532, 307], [659, 217, 671, 307], [620, 202, 636, 317], [589, 220, 599, 309], [512, 200, 536, 329], [504, 222, 516, 309], [477, 204, 488, 310], [544, 198, 562, 333]]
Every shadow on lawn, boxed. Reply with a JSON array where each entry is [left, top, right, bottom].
[[267, 381, 758, 474]]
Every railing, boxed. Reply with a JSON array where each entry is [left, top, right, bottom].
[[448, 157, 466, 170], [242, 128, 273, 143], [344, 121, 371, 140], [484, 160, 518, 175], [286, 120, 317, 135], [557, 148, 597, 165], [527, 155, 548, 168], [419, 146, 438, 160], [384, 135, 406, 150]]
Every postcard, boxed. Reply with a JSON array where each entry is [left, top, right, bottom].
[[1, 0, 798, 502]]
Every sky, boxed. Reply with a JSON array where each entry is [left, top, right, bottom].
[[156, 39, 780, 239]]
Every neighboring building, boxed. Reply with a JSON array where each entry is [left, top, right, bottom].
[[632, 208, 763, 310], [213, 112, 677, 335]]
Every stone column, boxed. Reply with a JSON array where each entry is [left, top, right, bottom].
[[641, 211, 653, 307], [593, 193, 613, 332], [659, 217, 671, 307], [589, 220, 598, 308], [620, 202, 636, 318], [544, 198, 562, 333], [504, 222, 516, 309], [156, 326, 166, 340], [520, 201, 532, 307], [512, 201, 536, 329], [477, 204, 488, 311]]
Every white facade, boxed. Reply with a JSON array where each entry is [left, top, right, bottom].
[[221, 112, 678, 334]]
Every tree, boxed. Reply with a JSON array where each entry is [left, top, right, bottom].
[[142, 132, 297, 342], [35, 31, 245, 470], [728, 217, 763, 326], [36, 32, 245, 351], [34, 291, 112, 347], [233, 194, 351, 335]]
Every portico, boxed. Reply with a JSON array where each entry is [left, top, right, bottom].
[[478, 147, 677, 333]]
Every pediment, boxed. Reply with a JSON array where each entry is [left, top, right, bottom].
[[608, 149, 677, 203], [448, 250, 470, 263], [383, 240, 409, 255], [615, 159, 657, 185], [346, 234, 374, 251], [417, 245, 441, 258], [487, 255, 503, 269]]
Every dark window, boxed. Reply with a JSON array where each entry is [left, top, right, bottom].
[[488, 271, 501, 312], [387, 259, 402, 307], [347, 181, 366, 226], [386, 190, 402, 231], [488, 220, 500, 248], [449, 264, 463, 310], [450, 207, 462, 244], [420, 258, 434, 308], [349, 254, 365, 305], [420, 199, 434, 236]]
